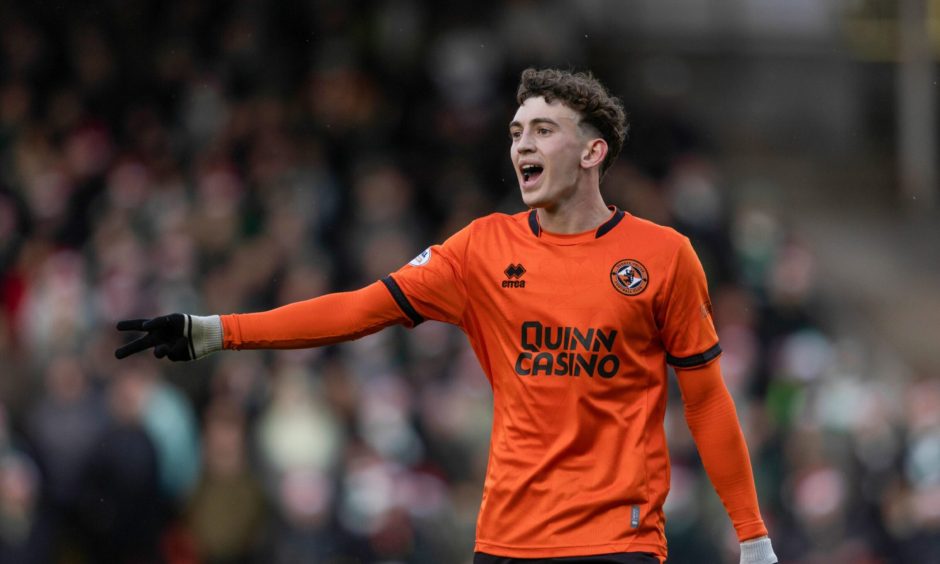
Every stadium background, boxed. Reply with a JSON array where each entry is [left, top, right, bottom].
[[1, 1, 938, 562]]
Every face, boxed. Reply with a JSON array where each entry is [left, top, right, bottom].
[[509, 96, 602, 210]]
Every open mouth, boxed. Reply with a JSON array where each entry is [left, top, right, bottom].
[[521, 164, 544, 184]]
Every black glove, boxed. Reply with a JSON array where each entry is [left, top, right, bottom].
[[115, 314, 223, 361]]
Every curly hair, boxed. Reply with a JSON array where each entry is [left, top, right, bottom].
[[516, 68, 628, 175]]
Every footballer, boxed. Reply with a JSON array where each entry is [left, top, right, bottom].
[[117, 68, 778, 564]]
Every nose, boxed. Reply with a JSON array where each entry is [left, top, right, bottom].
[[516, 130, 535, 154]]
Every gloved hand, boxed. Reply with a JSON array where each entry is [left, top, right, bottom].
[[115, 314, 223, 361], [740, 536, 777, 564]]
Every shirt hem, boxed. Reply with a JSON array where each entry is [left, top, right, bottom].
[[473, 540, 666, 560]]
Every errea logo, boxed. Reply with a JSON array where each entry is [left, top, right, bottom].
[[502, 263, 526, 288]]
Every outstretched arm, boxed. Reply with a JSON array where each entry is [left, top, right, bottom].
[[221, 280, 409, 350], [116, 281, 409, 361], [675, 360, 778, 564]]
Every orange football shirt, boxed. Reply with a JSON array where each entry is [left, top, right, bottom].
[[384, 207, 723, 560]]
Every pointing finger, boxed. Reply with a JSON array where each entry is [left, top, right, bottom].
[[116, 319, 148, 332], [115, 335, 157, 359], [142, 316, 171, 332]]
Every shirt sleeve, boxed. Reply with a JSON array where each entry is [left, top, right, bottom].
[[221, 281, 408, 350], [658, 237, 721, 368], [676, 361, 769, 542], [382, 224, 472, 327]]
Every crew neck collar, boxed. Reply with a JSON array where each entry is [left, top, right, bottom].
[[527, 206, 626, 243]]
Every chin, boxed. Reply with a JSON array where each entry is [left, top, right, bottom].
[[519, 183, 549, 208], [520, 190, 546, 209]]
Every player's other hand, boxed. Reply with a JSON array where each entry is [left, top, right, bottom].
[[115, 314, 223, 361]]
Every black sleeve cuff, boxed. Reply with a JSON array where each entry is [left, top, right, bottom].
[[381, 276, 424, 327], [667, 343, 722, 368]]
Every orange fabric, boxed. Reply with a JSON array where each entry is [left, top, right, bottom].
[[385, 209, 757, 560], [220, 281, 409, 350], [676, 362, 769, 542]]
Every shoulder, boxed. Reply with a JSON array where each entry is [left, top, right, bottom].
[[436, 212, 528, 254], [620, 212, 689, 251]]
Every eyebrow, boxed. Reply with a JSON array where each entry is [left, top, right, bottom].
[[508, 117, 561, 130]]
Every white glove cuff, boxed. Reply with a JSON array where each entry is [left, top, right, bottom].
[[740, 536, 777, 564], [189, 314, 223, 359]]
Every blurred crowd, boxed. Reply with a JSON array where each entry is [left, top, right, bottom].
[[1, 1, 938, 563]]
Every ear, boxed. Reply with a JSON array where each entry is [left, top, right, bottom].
[[581, 138, 608, 171]]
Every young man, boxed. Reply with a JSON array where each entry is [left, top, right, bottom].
[[117, 68, 777, 564]]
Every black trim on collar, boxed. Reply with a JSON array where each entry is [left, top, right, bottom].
[[527, 207, 625, 239], [667, 343, 722, 368], [595, 208, 625, 239], [527, 209, 541, 237], [381, 276, 424, 327]]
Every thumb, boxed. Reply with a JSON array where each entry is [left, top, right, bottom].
[[154, 344, 170, 359]]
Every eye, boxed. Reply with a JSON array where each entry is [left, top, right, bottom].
[[510, 130, 521, 140], [537, 127, 551, 135]]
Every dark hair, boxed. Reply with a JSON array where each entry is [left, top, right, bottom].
[[516, 68, 627, 174]]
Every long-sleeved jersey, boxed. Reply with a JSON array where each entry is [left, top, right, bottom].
[[221, 208, 767, 561]]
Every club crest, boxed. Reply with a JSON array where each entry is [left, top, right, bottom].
[[610, 259, 649, 296]]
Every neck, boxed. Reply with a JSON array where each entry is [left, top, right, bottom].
[[536, 184, 611, 234]]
